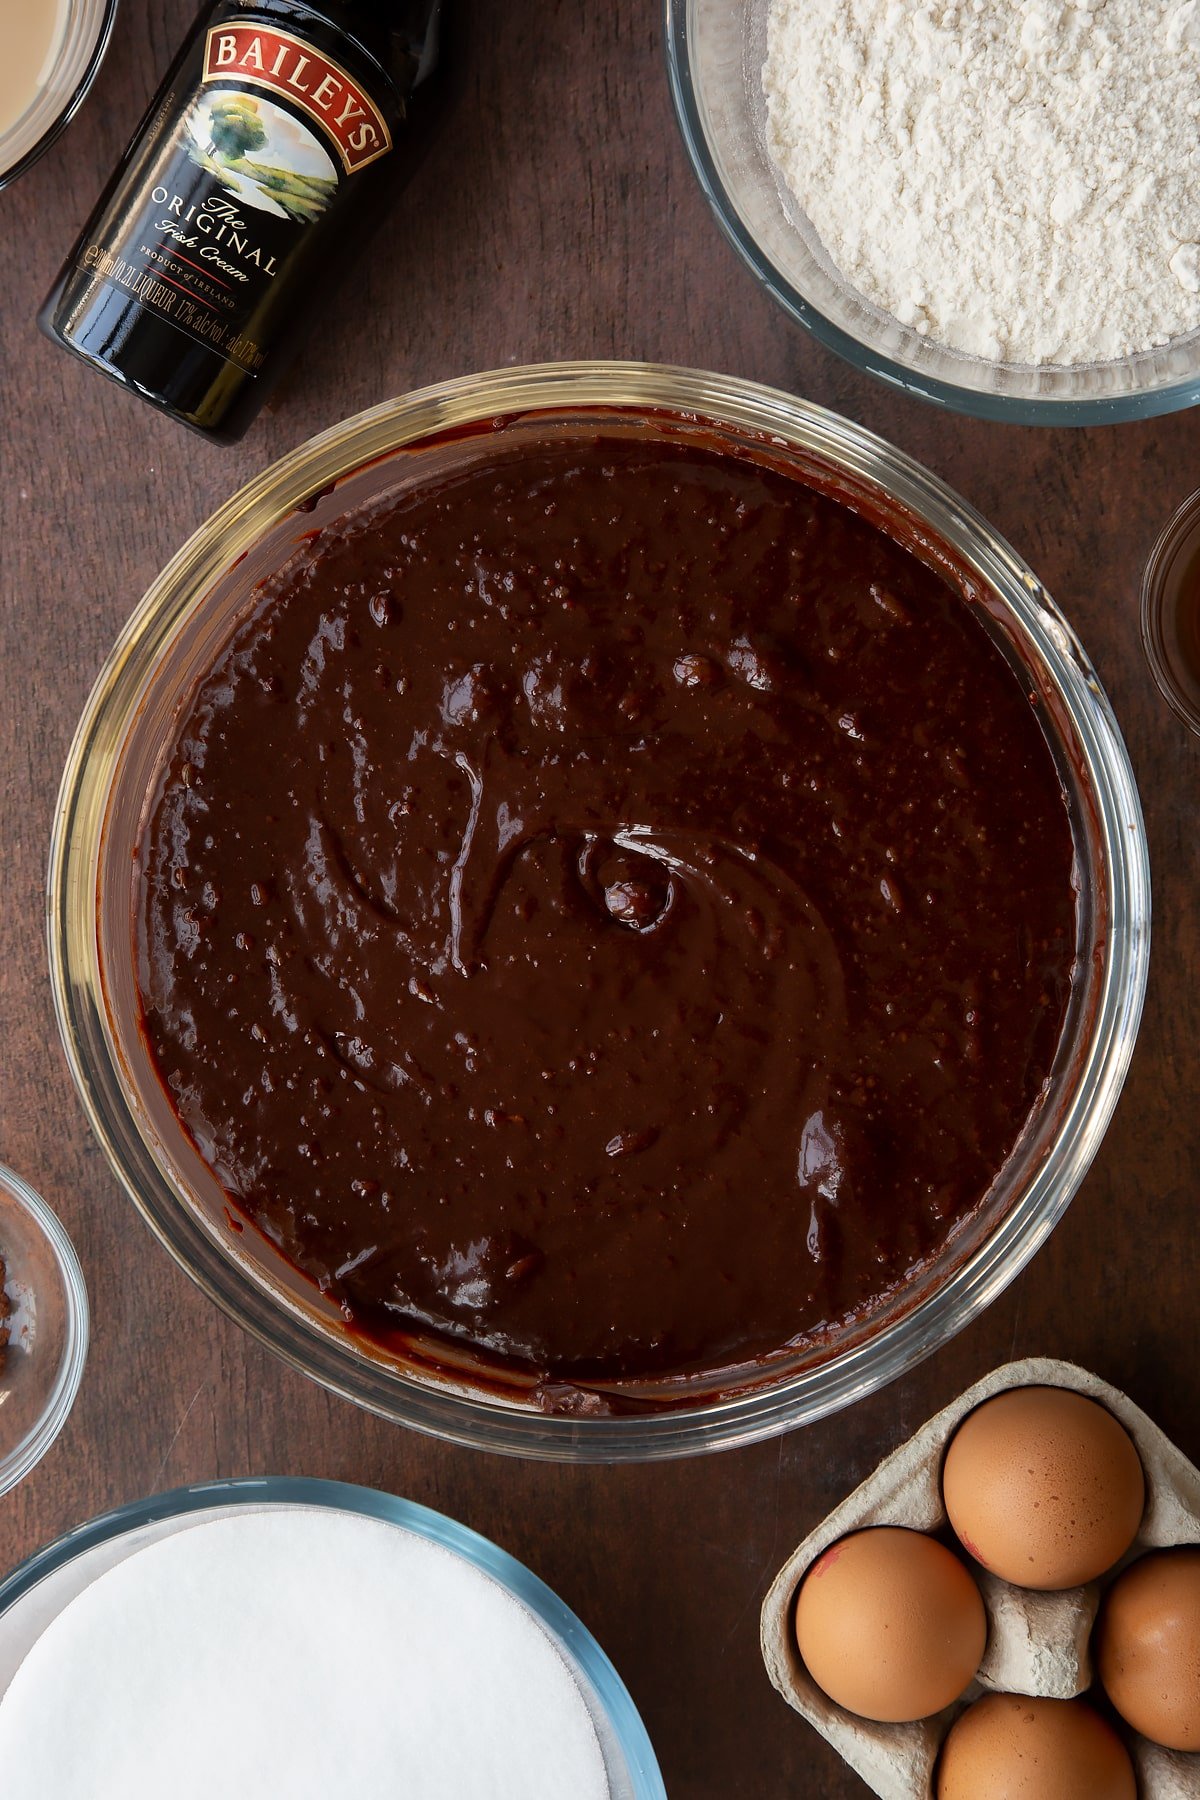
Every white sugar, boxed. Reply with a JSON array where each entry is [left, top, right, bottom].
[[0, 1508, 611, 1799]]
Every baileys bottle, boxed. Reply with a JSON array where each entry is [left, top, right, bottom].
[[40, 1, 443, 442]]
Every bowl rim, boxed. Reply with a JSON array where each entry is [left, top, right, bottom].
[[46, 360, 1151, 1461], [0, 0, 120, 193], [0, 1164, 90, 1498], [0, 1474, 667, 1798], [662, 0, 1200, 425]]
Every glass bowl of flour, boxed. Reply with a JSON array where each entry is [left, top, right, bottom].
[[666, 0, 1200, 422]]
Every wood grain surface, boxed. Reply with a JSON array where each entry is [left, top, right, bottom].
[[1, 3, 1197, 1795]]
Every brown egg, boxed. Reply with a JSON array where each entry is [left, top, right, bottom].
[[937, 1694, 1137, 1800], [1097, 1545, 1200, 1750], [942, 1385, 1144, 1589], [793, 1526, 986, 1723]]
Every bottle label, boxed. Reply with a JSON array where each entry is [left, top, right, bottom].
[[201, 26, 392, 172], [71, 16, 394, 379]]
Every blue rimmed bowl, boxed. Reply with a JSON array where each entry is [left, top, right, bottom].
[[0, 1475, 666, 1799]]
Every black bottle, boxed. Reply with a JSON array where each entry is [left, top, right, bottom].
[[40, 1, 442, 443]]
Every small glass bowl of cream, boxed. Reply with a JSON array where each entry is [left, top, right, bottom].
[[0, 0, 118, 191], [0, 1164, 89, 1496]]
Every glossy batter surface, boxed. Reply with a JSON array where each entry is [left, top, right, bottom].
[[136, 427, 1077, 1392]]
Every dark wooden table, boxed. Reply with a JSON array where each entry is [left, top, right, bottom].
[[1, 4, 1197, 1794]]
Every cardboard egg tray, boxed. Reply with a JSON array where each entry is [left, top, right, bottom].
[[760, 1357, 1200, 1798]]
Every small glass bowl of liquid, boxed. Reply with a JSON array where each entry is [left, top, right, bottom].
[[0, 0, 118, 191], [1142, 490, 1200, 736], [0, 1165, 89, 1496]]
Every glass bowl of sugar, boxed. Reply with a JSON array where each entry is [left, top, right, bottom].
[[0, 1479, 666, 1799], [665, 0, 1200, 423], [0, 0, 119, 192]]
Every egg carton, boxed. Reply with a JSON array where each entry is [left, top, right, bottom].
[[760, 1357, 1200, 1798]]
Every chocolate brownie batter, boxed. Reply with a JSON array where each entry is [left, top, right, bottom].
[[136, 423, 1077, 1395]]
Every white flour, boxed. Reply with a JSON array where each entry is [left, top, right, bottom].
[[763, 0, 1200, 365]]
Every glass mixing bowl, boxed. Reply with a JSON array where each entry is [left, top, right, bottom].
[[48, 362, 1150, 1460], [665, 0, 1200, 423]]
